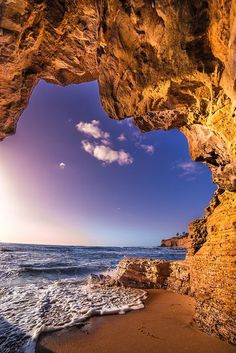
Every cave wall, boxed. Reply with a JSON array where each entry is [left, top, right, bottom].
[[0, 0, 99, 139], [0, 0, 235, 344], [191, 191, 236, 343]]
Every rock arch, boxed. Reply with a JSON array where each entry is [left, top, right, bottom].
[[0, 0, 235, 343]]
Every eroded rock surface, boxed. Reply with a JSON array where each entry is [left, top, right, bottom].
[[116, 258, 191, 295], [191, 190, 236, 344], [0, 0, 235, 345], [117, 258, 172, 288], [0, 0, 99, 139]]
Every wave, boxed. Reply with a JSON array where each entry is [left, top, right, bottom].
[[0, 247, 15, 252], [0, 281, 147, 353], [20, 265, 107, 275]]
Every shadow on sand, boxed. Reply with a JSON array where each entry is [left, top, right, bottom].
[[0, 316, 55, 353], [36, 343, 55, 353]]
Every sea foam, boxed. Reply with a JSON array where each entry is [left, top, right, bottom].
[[0, 243, 186, 352], [0, 279, 147, 353]]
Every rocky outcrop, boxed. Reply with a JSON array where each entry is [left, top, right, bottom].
[[166, 260, 191, 295], [116, 258, 191, 295], [0, 0, 236, 345], [161, 234, 190, 248], [116, 258, 171, 288]]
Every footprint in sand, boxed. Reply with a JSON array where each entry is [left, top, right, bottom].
[[138, 326, 163, 340]]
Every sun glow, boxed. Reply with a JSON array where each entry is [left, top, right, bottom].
[[0, 165, 89, 245], [0, 171, 17, 218], [0, 168, 23, 239]]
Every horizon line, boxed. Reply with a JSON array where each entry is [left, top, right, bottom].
[[0, 240, 163, 248]]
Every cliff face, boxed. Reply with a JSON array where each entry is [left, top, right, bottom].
[[191, 191, 236, 343], [0, 0, 235, 344], [161, 234, 190, 248]]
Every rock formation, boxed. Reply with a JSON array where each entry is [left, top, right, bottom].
[[117, 258, 191, 295], [161, 233, 190, 248], [117, 258, 172, 288], [0, 0, 235, 345]]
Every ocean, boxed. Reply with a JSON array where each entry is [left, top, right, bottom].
[[0, 243, 186, 353]]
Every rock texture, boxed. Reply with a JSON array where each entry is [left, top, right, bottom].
[[0, 0, 99, 139], [117, 258, 172, 288], [116, 258, 191, 295], [191, 190, 236, 344], [161, 233, 190, 248], [187, 217, 208, 255], [0, 0, 236, 345], [166, 260, 191, 295]]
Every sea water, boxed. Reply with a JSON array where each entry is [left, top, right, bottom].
[[0, 243, 186, 353]]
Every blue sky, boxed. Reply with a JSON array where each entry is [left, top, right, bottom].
[[0, 80, 216, 246]]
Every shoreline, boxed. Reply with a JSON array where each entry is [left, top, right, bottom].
[[36, 289, 236, 353]]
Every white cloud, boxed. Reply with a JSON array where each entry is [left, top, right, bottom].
[[101, 139, 110, 145], [126, 119, 133, 128], [174, 161, 202, 179], [140, 144, 155, 154], [177, 161, 198, 174], [118, 133, 126, 142], [59, 162, 66, 169], [77, 120, 134, 166], [81, 140, 94, 155], [81, 140, 133, 166], [76, 120, 110, 141], [133, 131, 141, 139]]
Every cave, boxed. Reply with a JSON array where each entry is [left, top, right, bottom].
[[0, 0, 236, 345]]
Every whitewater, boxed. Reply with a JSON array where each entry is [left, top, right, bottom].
[[0, 243, 186, 353]]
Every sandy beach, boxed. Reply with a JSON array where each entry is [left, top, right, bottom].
[[37, 289, 236, 353]]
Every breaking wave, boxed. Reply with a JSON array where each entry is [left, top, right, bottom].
[[19, 265, 107, 276], [0, 242, 186, 353], [0, 280, 147, 353]]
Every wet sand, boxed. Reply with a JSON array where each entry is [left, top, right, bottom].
[[37, 289, 236, 353]]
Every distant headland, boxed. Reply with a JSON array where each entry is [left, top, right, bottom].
[[160, 232, 190, 248]]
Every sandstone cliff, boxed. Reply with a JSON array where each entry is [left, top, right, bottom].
[[161, 233, 190, 248], [0, 0, 235, 345]]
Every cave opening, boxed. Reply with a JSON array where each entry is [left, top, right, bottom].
[[1, 0, 236, 346], [0, 80, 216, 247]]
